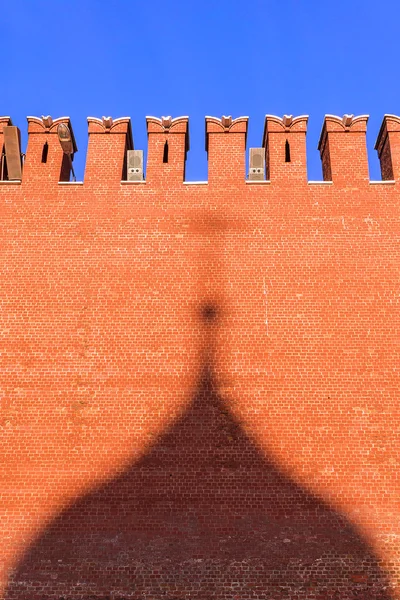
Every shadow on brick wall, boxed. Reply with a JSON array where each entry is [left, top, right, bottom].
[[5, 305, 392, 600]]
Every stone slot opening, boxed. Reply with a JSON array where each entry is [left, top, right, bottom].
[[41, 141, 49, 164], [0, 145, 8, 180], [285, 139, 291, 163], [163, 140, 169, 163]]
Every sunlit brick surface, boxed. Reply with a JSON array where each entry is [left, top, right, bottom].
[[0, 114, 399, 599]]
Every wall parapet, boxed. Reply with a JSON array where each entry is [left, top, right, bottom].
[[1, 109, 399, 600], [22, 116, 77, 182], [145, 116, 189, 184], [0, 116, 13, 133], [1, 113, 400, 187], [205, 116, 248, 184], [317, 114, 369, 183], [84, 116, 133, 182], [262, 115, 308, 182], [374, 114, 400, 180]]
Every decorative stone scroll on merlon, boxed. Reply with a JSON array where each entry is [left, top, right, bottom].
[[262, 115, 309, 147], [205, 116, 249, 151], [318, 114, 369, 153], [26, 115, 77, 146], [145, 117, 190, 180], [86, 117, 133, 151], [146, 116, 189, 151]]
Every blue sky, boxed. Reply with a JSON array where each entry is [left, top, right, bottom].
[[2, 0, 399, 181]]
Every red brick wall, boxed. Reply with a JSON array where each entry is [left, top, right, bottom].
[[0, 114, 399, 600]]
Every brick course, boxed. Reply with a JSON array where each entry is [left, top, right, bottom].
[[0, 113, 399, 599]]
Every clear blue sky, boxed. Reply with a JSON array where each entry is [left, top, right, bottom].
[[3, 0, 399, 181]]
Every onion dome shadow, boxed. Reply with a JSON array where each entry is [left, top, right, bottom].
[[6, 307, 392, 600]]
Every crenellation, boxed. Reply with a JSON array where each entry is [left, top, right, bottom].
[[145, 116, 189, 184], [23, 115, 77, 183], [375, 114, 400, 181], [0, 113, 399, 186], [26, 115, 76, 135], [87, 115, 133, 135], [0, 116, 13, 133], [205, 115, 248, 185], [0, 117, 14, 181], [85, 116, 133, 183], [262, 114, 308, 182], [318, 114, 370, 184]]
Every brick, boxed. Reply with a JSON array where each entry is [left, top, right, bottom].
[[0, 113, 399, 600]]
